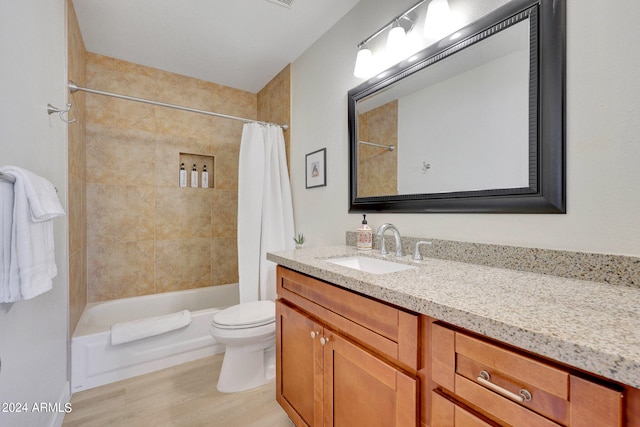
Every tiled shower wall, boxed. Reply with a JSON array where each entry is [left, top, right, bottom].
[[68, 0, 87, 329], [357, 100, 398, 197], [84, 54, 290, 302]]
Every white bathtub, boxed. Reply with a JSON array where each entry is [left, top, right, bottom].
[[71, 283, 239, 392]]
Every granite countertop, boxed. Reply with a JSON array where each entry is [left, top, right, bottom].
[[267, 245, 640, 389]]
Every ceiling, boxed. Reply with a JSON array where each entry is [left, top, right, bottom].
[[72, 0, 361, 93]]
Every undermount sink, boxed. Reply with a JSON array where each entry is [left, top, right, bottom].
[[326, 256, 416, 275]]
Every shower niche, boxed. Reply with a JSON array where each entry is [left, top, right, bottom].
[[179, 153, 214, 189]]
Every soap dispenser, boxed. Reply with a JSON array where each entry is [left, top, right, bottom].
[[201, 164, 209, 188], [191, 164, 198, 188], [357, 214, 372, 251], [179, 163, 187, 187]]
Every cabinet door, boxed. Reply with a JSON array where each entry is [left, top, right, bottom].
[[323, 331, 418, 427], [432, 390, 496, 427], [277, 301, 324, 426]]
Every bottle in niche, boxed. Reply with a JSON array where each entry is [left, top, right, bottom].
[[357, 214, 372, 251], [179, 163, 187, 187], [201, 165, 209, 188], [191, 164, 198, 188]]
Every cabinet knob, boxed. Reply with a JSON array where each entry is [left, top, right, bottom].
[[310, 331, 317, 339], [320, 336, 330, 346]]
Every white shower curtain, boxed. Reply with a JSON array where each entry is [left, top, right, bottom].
[[237, 123, 295, 303]]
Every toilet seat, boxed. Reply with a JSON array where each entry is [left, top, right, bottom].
[[212, 300, 275, 330]]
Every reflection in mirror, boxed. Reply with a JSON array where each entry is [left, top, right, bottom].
[[358, 21, 530, 197], [348, 0, 565, 213]]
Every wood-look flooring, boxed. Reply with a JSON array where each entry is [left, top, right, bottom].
[[63, 354, 293, 427]]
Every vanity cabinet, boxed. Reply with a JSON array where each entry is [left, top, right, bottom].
[[275, 266, 420, 427], [429, 322, 625, 427]]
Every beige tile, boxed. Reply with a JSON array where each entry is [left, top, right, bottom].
[[86, 54, 159, 132], [87, 241, 155, 302], [212, 237, 238, 285], [68, 117, 85, 179], [212, 142, 240, 190], [69, 249, 86, 333], [68, 174, 84, 255], [155, 239, 211, 292], [211, 120, 244, 148], [86, 124, 156, 186], [87, 183, 155, 243], [154, 107, 216, 144], [155, 187, 211, 240], [81, 54, 287, 300], [211, 190, 237, 238], [258, 64, 291, 162], [85, 92, 157, 132], [210, 84, 257, 119]]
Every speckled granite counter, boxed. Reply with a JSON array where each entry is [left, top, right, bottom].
[[267, 245, 640, 389]]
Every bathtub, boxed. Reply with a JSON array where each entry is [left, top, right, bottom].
[[71, 283, 239, 392]]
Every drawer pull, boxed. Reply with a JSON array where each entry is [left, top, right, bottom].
[[477, 371, 532, 403], [320, 337, 330, 346], [310, 331, 318, 339]]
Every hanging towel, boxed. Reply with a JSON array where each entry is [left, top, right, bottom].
[[0, 181, 17, 302], [110, 310, 192, 345], [0, 166, 65, 302]]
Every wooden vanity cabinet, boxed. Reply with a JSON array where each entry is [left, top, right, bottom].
[[429, 322, 625, 427], [276, 266, 420, 427]]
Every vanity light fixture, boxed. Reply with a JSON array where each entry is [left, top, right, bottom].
[[387, 19, 407, 51], [423, 0, 453, 40], [353, 0, 455, 78], [353, 0, 425, 78], [354, 44, 374, 78]]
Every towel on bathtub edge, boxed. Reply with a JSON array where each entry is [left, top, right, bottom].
[[110, 310, 192, 345]]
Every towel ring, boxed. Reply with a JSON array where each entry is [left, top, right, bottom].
[[47, 103, 76, 124]]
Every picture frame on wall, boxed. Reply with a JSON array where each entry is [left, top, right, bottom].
[[305, 148, 326, 189]]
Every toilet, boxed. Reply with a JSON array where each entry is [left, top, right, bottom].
[[209, 300, 276, 393]]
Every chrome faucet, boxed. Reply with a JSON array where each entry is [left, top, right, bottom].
[[376, 223, 404, 257], [413, 241, 432, 260]]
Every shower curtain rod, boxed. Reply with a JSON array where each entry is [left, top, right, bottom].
[[68, 81, 289, 130], [358, 140, 395, 151]]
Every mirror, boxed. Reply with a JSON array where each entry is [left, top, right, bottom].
[[348, 0, 565, 213]]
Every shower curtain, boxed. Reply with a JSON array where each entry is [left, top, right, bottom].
[[237, 123, 295, 303]]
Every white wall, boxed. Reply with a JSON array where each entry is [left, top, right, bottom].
[[290, 0, 640, 257], [398, 47, 529, 194], [0, 1, 70, 426]]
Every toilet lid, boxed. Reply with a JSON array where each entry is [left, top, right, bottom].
[[213, 300, 275, 329]]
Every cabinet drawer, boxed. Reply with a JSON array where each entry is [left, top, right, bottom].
[[431, 323, 624, 427], [455, 374, 562, 427], [277, 266, 419, 370], [455, 332, 569, 425]]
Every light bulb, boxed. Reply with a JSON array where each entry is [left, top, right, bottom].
[[353, 46, 373, 78], [423, 0, 453, 40], [386, 23, 406, 52]]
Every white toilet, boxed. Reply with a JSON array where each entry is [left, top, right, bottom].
[[209, 299, 276, 393]]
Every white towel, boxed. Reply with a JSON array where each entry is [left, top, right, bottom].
[[0, 181, 17, 302], [0, 166, 65, 302], [110, 310, 192, 345]]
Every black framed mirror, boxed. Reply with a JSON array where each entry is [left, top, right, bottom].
[[348, 0, 565, 213]]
